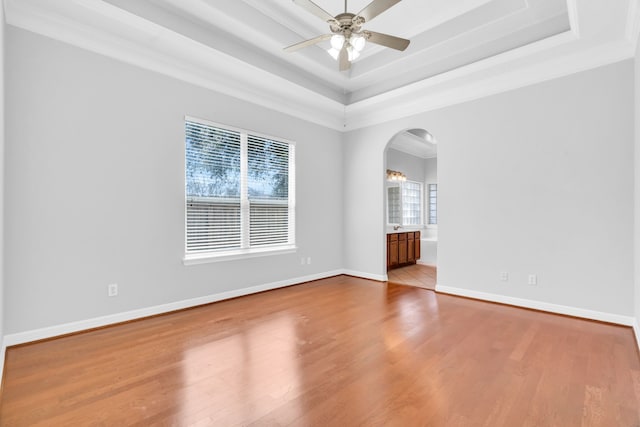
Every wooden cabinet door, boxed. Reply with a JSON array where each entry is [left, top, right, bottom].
[[389, 240, 398, 267], [408, 232, 415, 262], [415, 236, 421, 260], [398, 234, 407, 264], [388, 234, 399, 268]]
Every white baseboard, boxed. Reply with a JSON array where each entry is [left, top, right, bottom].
[[4, 269, 345, 347], [342, 269, 387, 282], [416, 260, 436, 267], [435, 285, 635, 326], [633, 319, 640, 353]]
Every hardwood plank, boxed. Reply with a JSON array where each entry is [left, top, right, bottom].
[[0, 276, 638, 426], [387, 263, 436, 290]]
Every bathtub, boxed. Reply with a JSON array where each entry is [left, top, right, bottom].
[[418, 237, 437, 266]]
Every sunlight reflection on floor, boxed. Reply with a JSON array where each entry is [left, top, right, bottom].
[[179, 315, 303, 425]]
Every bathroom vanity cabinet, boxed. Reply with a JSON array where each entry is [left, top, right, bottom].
[[387, 231, 420, 270]]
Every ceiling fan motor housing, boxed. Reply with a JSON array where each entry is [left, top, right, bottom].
[[330, 13, 363, 35]]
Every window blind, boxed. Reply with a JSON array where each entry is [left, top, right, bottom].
[[247, 135, 291, 247], [185, 118, 295, 255]]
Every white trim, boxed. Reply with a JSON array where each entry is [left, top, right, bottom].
[[634, 319, 640, 353], [1, 269, 393, 347], [626, 0, 640, 46], [5, 0, 637, 133], [416, 260, 436, 267], [185, 115, 297, 147], [386, 143, 436, 160], [342, 269, 387, 282], [435, 285, 635, 326], [3, 270, 344, 347], [566, 0, 580, 38], [345, 38, 634, 130], [346, 32, 576, 116], [4, 0, 345, 131], [183, 246, 297, 265]]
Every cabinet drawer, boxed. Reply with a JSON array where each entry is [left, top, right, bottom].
[[398, 233, 407, 241], [388, 233, 398, 242]]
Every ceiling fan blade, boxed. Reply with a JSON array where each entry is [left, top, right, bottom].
[[284, 34, 332, 52], [356, 0, 401, 23], [292, 0, 338, 24], [338, 45, 350, 71], [364, 30, 410, 51]]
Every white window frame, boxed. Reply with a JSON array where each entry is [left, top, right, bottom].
[[427, 183, 438, 227], [386, 180, 424, 227], [183, 116, 296, 265]]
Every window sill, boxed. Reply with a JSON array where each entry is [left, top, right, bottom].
[[183, 245, 297, 265]]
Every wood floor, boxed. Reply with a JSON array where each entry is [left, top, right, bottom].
[[387, 263, 437, 290], [1, 275, 639, 426]]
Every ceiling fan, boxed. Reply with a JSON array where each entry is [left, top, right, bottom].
[[284, 0, 410, 71]]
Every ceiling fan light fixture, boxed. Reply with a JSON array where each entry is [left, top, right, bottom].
[[286, 0, 410, 71], [327, 47, 341, 60], [351, 34, 366, 51], [347, 45, 360, 61], [330, 34, 345, 50]]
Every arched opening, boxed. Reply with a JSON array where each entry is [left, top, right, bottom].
[[383, 128, 438, 289]]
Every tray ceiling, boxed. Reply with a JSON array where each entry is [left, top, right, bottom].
[[101, 0, 571, 104], [5, 0, 639, 130]]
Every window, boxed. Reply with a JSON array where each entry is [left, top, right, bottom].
[[428, 184, 437, 225], [185, 117, 295, 260], [387, 181, 423, 226]]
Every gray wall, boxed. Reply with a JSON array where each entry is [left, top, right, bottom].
[[3, 24, 638, 336], [424, 158, 437, 190], [386, 148, 425, 182], [344, 60, 634, 316], [0, 0, 5, 353], [636, 37, 640, 327], [4, 27, 344, 334]]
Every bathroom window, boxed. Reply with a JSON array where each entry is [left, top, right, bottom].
[[428, 184, 437, 225], [387, 181, 423, 226]]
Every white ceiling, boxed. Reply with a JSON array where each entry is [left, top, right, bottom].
[[5, 0, 640, 130], [100, 0, 571, 104], [389, 129, 437, 159]]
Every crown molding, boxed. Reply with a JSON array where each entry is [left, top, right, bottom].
[[4, 0, 637, 133], [389, 131, 437, 159], [387, 144, 436, 160], [627, 0, 640, 46], [4, 0, 346, 130], [344, 34, 634, 130], [566, 0, 581, 38]]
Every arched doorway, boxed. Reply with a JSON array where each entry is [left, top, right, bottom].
[[384, 128, 438, 289]]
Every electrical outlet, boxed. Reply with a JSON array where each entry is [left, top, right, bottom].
[[108, 283, 118, 297], [527, 274, 537, 286], [307, 257, 312, 265], [500, 272, 509, 282]]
